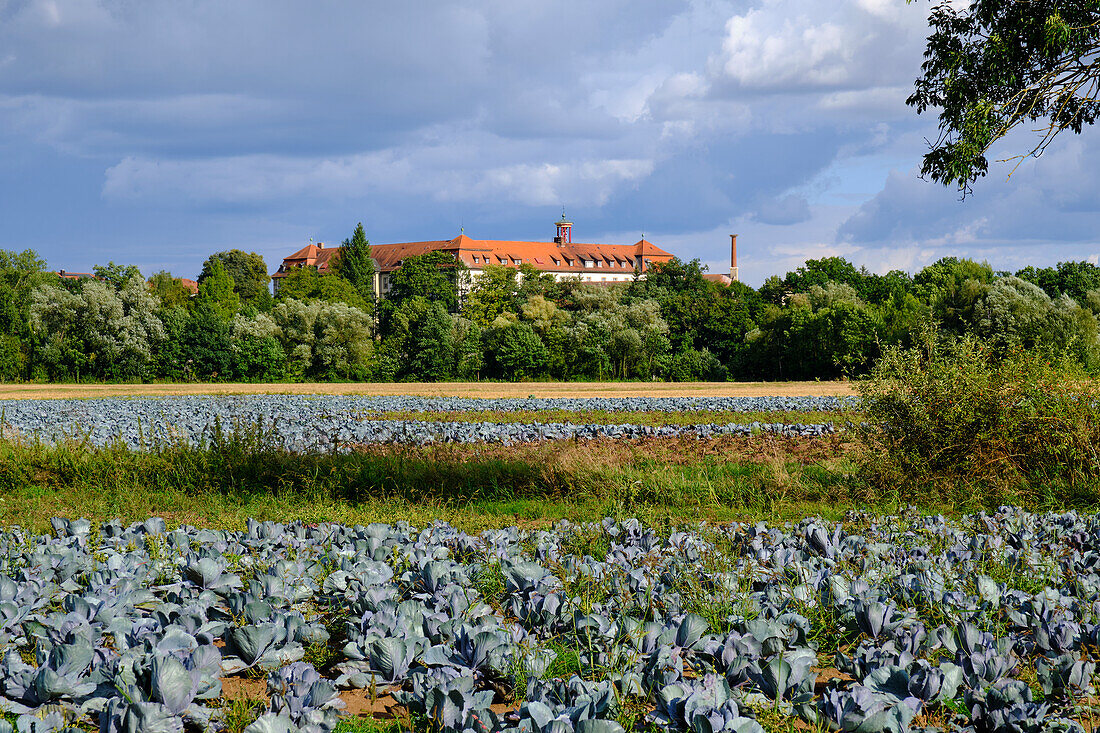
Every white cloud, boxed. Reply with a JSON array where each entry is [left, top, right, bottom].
[[721, 12, 850, 87], [102, 148, 654, 209], [713, 0, 928, 93]]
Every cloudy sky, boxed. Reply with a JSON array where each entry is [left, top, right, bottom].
[[2, 0, 1098, 286]]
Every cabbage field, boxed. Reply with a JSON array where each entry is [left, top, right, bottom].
[[0, 396, 844, 449], [0, 509, 1095, 733]]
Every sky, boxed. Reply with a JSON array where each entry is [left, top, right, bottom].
[[1, 0, 1098, 287]]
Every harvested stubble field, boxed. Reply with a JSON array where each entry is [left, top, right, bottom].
[[0, 380, 855, 400]]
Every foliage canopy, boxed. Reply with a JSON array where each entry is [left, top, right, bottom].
[[908, 0, 1100, 194]]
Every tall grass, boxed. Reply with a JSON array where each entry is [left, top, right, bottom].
[[0, 430, 860, 532]]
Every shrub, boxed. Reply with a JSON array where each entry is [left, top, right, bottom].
[[856, 331, 1100, 503]]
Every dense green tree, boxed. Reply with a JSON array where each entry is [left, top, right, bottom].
[[199, 250, 272, 311], [634, 258, 761, 374], [463, 265, 520, 328], [386, 251, 464, 311], [270, 299, 373, 381], [275, 266, 369, 310], [453, 317, 484, 380], [780, 286, 884, 379], [639, 257, 710, 294], [155, 306, 190, 380], [566, 286, 670, 379], [913, 257, 995, 333], [29, 275, 165, 381], [0, 334, 20, 382], [231, 313, 287, 382], [1016, 261, 1100, 303], [782, 257, 868, 297], [491, 321, 549, 380], [93, 262, 143, 290], [516, 263, 558, 301], [382, 297, 456, 381], [862, 270, 915, 305], [908, 0, 1100, 193], [972, 276, 1100, 367], [330, 223, 377, 309], [662, 347, 726, 381], [0, 249, 51, 379], [195, 260, 240, 319], [148, 271, 194, 310], [183, 302, 234, 381], [521, 295, 570, 377]]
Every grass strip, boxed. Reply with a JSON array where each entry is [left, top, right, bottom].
[[0, 434, 865, 533], [341, 408, 847, 427], [4, 422, 1096, 534]]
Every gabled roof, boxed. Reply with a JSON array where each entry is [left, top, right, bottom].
[[274, 232, 676, 279], [635, 238, 673, 258]]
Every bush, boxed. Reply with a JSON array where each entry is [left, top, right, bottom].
[[856, 332, 1100, 504]]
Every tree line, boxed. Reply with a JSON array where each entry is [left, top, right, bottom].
[[3, 225, 1100, 383]]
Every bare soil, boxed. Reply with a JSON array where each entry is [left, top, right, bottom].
[[0, 381, 855, 400]]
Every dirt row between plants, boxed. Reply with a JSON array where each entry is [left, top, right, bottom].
[[0, 381, 855, 400]]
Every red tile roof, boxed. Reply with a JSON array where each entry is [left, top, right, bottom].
[[273, 234, 675, 280]]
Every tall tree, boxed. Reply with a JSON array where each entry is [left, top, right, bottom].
[[385, 251, 465, 312], [0, 249, 50, 380], [331, 223, 376, 308], [195, 259, 240, 320], [93, 261, 143, 290], [148, 271, 194, 309], [274, 266, 369, 310], [463, 264, 520, 328], [199, 250, 272, 311], [908, 0, 1100, 193]]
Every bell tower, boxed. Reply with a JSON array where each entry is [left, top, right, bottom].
[[555, 209, 573, 245]]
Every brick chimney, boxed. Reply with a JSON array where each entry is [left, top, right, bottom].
[[729, 234, 739, 282]]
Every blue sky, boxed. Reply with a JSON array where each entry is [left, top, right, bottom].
[[2, 0, 1098, 286]]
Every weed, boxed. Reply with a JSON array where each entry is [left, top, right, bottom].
[[472, 561, 506, 614], [303, 639, 341, 671], [217, 697, 266, 733], [333, 719, 405, 733], [543, 638, 583, 680]]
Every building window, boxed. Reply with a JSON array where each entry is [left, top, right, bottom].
[[472, 256, 479, 263]]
